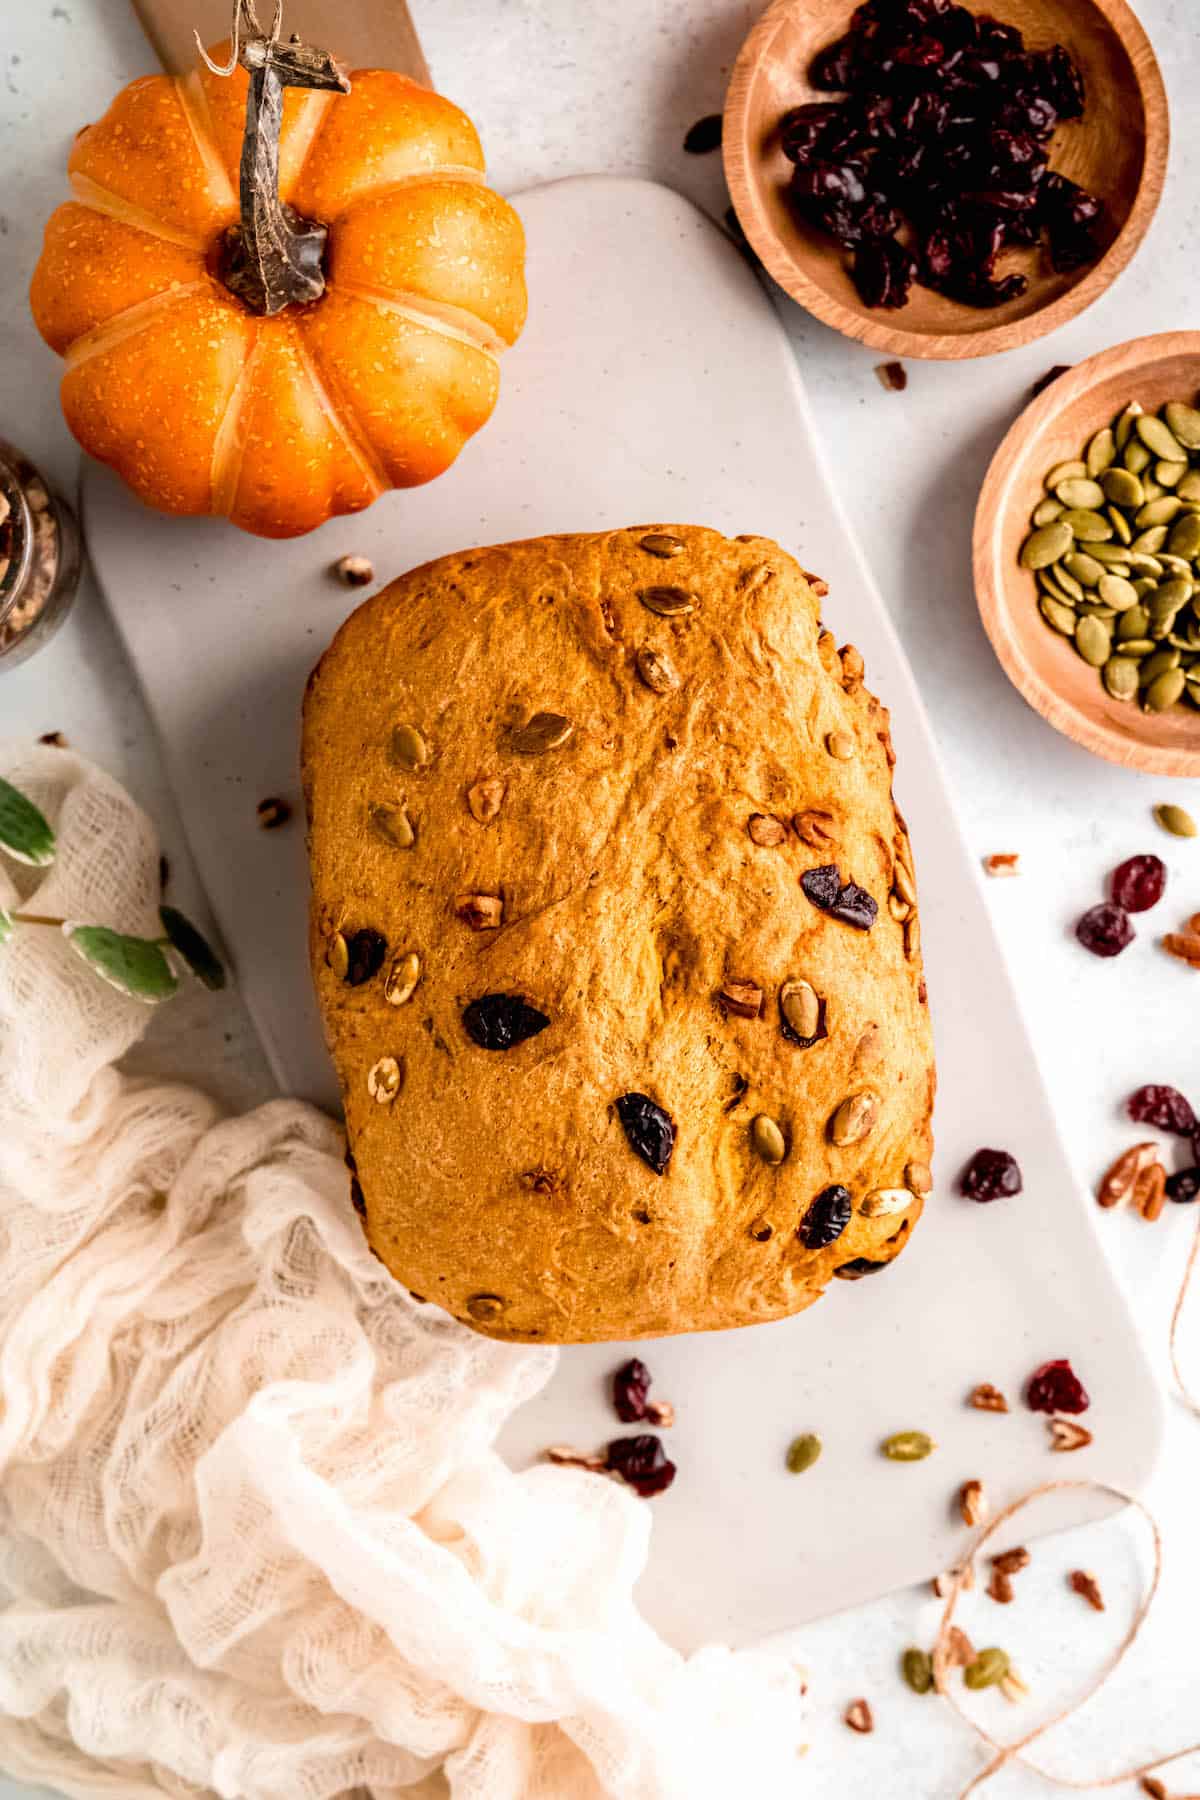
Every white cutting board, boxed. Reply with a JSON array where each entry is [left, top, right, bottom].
[[84, 175, 1162, 1651]]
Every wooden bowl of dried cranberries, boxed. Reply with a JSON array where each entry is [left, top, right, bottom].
[[723, 0, 1168, 360]]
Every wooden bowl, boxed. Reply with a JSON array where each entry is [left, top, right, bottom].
[[974, 332, 1200, 777], [723, 0, 1168, 360]]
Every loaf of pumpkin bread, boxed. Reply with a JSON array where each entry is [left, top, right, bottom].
[[302, 525, 935, 1342]]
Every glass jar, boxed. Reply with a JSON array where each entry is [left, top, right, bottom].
[[0, 438, 82, 670]]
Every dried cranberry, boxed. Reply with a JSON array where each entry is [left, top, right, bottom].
[[612, 1358, 653, 1422], [799, 1184, 853, 1249], [810, 32, 857, 90], [800, 864, 878, 930], [1110, 855, 1166, 913], [1025, 1358, 1090, 1415], [1075, 903, 1134, 959], [1167, 1168, 1200, 1204], [834, 1255, 889, 1279], [1128, 1085, 1197, 1136], [615, 1093, 676, 1174], [853, 236, 917, 308], [345, 928, 387, 986], [605, 1434, 676, 1497], [462, 993, 550, 1050], [959, 1147, 1022, 1202], [682, 114, 722, 155]]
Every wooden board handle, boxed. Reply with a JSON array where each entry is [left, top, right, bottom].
[[129, 0, 431, 84]]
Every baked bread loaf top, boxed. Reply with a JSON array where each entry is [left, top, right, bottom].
[[303, 525, 935, 1343]]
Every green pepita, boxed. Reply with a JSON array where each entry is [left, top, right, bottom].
[[785, 1432, 822, 1474], [1101, 467, 1144, 509], [1106, 504, 1133, 545], [1074, 615, 1111, 666], [1060, 509, 1112, 541], [881, 1430, 935, 1462], [1046, 459, 1087, 488], [1039, 594, 1077, 636], [1137, 414, 1186, 462], [1117, 605, 1151, 640], [1097, 574, 1138, 611], [1103, 656, 1140, 700], [1056, 477, 1105, 510], [1063, 551, 1104, 587], [1139, 646, 1181, 684], [1123, 438, 1152, 475], [1165, 402, 1200, 450], [1051, 563, 1085, 602], [1144, 668, 1187, 711], [1178, 470, 1200, 502], [1132, 525, 1169, 554], [1135, 496, 1182, 529], [964, 1649, 1011, 1692], [1154, 802, 1198, 838], [1157, 461, 1188, 489], [1031, 497, 1065, 527], [1020, 522, 1073, 569], [1168, 514, 1200, 559], [1089, 541, 1134, 565], [902, 1648, 935, 1696], [1086, 427, 1116, 478], [1113, 638, 1155, 655], [1115, 402, 1143, 451]]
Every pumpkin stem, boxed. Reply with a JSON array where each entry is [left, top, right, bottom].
[[208, 0, 349, 317]]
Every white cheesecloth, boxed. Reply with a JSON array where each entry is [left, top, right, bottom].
[[0, 742, 806, 1800]]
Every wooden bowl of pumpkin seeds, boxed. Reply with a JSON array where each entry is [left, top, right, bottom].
[[974, 331, 1200, 775]]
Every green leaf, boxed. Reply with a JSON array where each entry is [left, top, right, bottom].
[[159, 905, 226, 990], [0, 777, 55, 867], [0, 907, 12, 946], [65, 924, 179, 1003]]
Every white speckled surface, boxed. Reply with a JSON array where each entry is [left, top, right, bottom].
[[2, 1, 1200, 1794]]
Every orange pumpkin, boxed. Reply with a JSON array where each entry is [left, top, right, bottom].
[[29, 23, 526, 539]]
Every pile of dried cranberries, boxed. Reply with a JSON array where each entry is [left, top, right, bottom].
[[779, 0, 1104, 311]]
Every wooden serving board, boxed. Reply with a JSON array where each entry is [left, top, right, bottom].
[[83, 171, 1163, 1650]]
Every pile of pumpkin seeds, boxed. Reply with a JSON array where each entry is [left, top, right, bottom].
[[1020, 399, 1200, 712]]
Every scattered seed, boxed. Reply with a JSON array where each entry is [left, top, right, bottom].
[[1069, 1569, 1105, 1612], [327, 930, 350, 980], [780, 977, 822, 1044], [392, 723, 429, 770], [999, 1667, 1030, 1704], [639, 585, 696, 617], [786, 1431, 822, 1474], [830, 1089, 880, 1146], [367, 1055, 403, 1104], [720, 977, 763, 1019], [455, 892, 503, 930], [1021, 522, 1073, 569], [639, 531, 685, 557], [1154, 802, 1197, 838], [843, 1699, 874, 1735], [861, 1187, 913, 1217], [963, 1648, 1010, 1691], [826, 729, 856, 759], [636, 646, 679, 693], [384, 951, 421, 1006], [370, 802, 415, 849], [751, 1113, 788, 1165], [793, 807, 837, 849], [333, 553, 373, 586], [507, 711, 574, 755], [968, 1383, 1009, 1413], [983, 852, 1020, 876], [987, 1568, 1014, 1604], [901, 1648, 934, 1695], [748, 812, 787, 846], [875, 359, 908, 391], [467, 777, 506, 823], [882, 1430, 935, 1462], [1096, 1142, 1159, 1208], [467, 1293, 506, 1322], [1138, 414, 1186, 462], [992, 1547, 1030, 1579], [905, 1160, 933, 1195], [256, 794, 291, 829]]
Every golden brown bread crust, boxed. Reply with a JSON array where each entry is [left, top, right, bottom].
[[302, 525, 935, 1342]]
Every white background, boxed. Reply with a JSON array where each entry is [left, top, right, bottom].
[[2, 0, 1200, 1794]]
